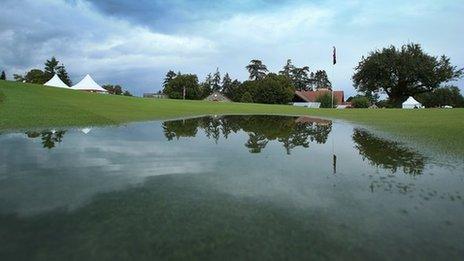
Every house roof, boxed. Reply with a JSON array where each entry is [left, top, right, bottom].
[[295, 89, 345, 104]]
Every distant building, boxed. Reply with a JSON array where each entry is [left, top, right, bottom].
[[143, 93, 167, 99], [204, 91, 231, 102], [293, 88, 346, 105]]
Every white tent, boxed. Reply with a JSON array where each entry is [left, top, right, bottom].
[[44, 74, 69, 88], [71, 74, 107, 92], [402, 96, 422, 109]]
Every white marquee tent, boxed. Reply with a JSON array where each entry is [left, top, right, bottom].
[[44, 74, 69, 88], [71, 74, 107, 92], [402, 96, 422, 109]]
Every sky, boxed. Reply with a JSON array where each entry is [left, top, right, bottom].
[[1, 0, 463, 96]]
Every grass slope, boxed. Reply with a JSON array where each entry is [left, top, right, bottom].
[[1, 80, 463, 155]]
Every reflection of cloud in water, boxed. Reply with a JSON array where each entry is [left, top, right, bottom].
[[0, 132, 215, 216]]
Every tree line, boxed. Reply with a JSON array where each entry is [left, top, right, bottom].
[[162, 60, 332, 104], [13, 57, 73, 86], [163, 43, 463, 107], [5, 57, 132, 96]]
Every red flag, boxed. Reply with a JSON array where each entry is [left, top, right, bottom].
[[333, 46, 336, 65]]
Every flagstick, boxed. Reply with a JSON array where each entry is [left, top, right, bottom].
[[331, 46, 337, 174]]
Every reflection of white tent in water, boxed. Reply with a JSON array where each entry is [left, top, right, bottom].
[[402, 96, 422, 109], [44, 74, 69, 88], [81, 128, 91, 134], [71, 74, 107, 93]]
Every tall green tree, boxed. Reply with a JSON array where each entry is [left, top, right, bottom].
[[223, 79, 241, 101], [313, 70, 331, 90], [44, 57, 60, 81], [246, 59, 268, 80], [0, 70, 5, 80], [279, 59, 295, 78], [163, 70, 177, 87], [56, 64, 72, 86], [221, 73, 232, 93], [291, 66, 311, 91], [352, 43, 463, 107], [212, 68, 221, 92], [163, 74, 202, 100], [201, 73, 213, 97]]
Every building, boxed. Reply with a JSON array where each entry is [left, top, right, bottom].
[[204, 91, 231, 102], [293, 88, 345, 105]]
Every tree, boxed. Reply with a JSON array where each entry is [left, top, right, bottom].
[[235, 74, 295, 104], [253, 73, 295, 104], [352, 43, 463, 107], [13, 74, 25, 82], [291, 66, 311, 91], [102, 84, 123, 95], [163, 74, 202, 100], [123, 90, 133, 96], [246, 59, 268, 80], [279, 59, 295, 78], [201, 73, 213, 98], [221, 73, 232, 93], [313, 70, 331, 89], [24, 69, 47, 84], [240, 92, 253, 103], [163, 70, 177, 87], [212, 68, 221, 92], [44, 57, 60, 81], [315, 93, 337, 108], [350, 96, 370, 108], [223, 79, 241, 101], [416, 86, 464, 108], [0, 70, 5, 80], [56, 63, 72, 86]]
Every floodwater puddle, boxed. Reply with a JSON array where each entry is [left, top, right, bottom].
[[0, 115, 463, 260]]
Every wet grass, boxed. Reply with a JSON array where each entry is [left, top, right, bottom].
[[1, 80, 463, 155]]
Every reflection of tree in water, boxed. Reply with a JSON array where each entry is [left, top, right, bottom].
[[352, 129, 426, 175], [162, 115, 332, 154], [245, 133, 269, 153], [25, 130, 67, 149], [162, 118, 200, 140]]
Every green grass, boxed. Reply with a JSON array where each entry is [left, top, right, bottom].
[[1, 80, 463, 155]]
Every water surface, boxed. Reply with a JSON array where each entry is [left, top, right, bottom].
[[0, 115, 463, 260]]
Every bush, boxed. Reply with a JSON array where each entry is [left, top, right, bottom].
[[350, 96, 370, 108], [240, 92, 253, 103], [315, 93, 337, 108]]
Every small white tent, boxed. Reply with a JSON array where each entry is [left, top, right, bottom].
[[44, 74, 69, 88], [71, 74, 107, 92], [402, 96, 422, 109]]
